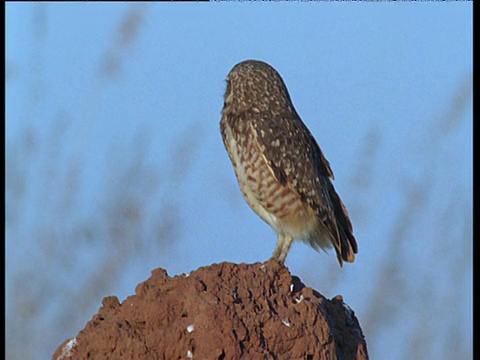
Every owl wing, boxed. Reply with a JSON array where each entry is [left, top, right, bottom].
[[251, 115, 357, 265]]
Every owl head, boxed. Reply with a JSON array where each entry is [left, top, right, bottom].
[[223, 60, 296, 118]]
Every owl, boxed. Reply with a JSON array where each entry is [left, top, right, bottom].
[[220, 60, 357, 266]]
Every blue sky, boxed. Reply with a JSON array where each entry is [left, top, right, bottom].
[[6, 3, 472, 359]]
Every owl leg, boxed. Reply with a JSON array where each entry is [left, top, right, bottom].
[[272, 234, 294, 264]]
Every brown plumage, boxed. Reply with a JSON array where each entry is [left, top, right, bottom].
[[220, 60, 357, 266]]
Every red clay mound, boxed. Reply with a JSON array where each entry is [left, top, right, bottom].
[[53, 260, 368, 359]]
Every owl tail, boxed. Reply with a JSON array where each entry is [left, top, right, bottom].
[[330, 188, 358, 266]]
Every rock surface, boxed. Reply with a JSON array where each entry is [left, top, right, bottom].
[[53, 260, 368, 359]]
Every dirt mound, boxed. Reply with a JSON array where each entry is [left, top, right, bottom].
[[53, 260, 368, 359]]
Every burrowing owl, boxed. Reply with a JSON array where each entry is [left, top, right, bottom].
[[220, 60, 357, 265]]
